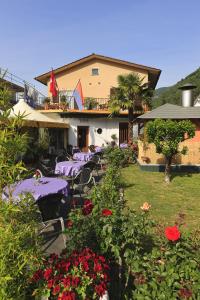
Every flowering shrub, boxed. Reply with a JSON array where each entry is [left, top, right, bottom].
[[62, 158, 200, 299], [31, 248, 110, 299]]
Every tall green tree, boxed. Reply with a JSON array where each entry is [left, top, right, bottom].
[[109, 73, 153, 142], [146, 119, 195, 183]]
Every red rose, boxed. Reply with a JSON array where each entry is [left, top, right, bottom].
[[102, 209, 112, 217], [66, 219, 73, 228], [165, 226, 181, 241], [82, 199, 94, 216]]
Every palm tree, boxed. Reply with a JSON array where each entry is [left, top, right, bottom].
[[109, 73, 152, 142]]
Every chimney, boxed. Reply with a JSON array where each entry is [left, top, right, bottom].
[[178, 83, 196, 107]]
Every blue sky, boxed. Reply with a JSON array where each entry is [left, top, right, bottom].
[[0, 0, 200, 94]]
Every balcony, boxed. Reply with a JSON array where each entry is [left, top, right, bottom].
[[39, 96, 149, 113], [40, 97, 110, 111]]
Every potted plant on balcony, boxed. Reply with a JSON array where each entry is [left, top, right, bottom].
[[84, 97, 98, 110], [43, 97, 50, 110], [60, 95, 68, 110]]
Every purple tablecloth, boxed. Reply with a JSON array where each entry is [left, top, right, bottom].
[[120, 143, 128, 149], [3, 177, 69, 202], [72, 147, 81, 154], [55, 161, 86, 176], [95, 147, 103, 152], [73, 152, 94, 162]]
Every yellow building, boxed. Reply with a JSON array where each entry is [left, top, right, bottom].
[[35, 54, 161, 152], [35, 53, 161, 100]]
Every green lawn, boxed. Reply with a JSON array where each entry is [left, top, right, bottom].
[[121, 164, 200, 230]]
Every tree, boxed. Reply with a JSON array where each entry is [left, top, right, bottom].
[[146, 119, 195, 183], [109, 73, 153, 142]]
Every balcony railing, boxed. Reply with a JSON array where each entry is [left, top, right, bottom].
[[38, 96, 149, 113]]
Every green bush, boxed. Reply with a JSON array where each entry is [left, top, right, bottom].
[[104, 147, 129, 167], [0, 196, 42, 300], [0, 77, 42, 299]]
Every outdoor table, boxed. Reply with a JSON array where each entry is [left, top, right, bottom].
[[3, 177, 69, 203], [120, 143, 128, 149], [95, 146, 103, 152], [72, 147, 81, 154], [55, 160, 86, 176], [73, 152, 94, 162]]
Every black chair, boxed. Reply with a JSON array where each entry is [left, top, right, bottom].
[[91, 155, 101, 175], [67, 144, 73, 156], [84, 160, 97, 172], [88, 145, 95, 153], [55, 154, 69, 164], [37, 161, 59, 177], [71, 168, 96, 197], [37, 193, 67, 246]]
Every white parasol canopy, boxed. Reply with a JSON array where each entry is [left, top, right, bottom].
[[10, 99, 69, 128]]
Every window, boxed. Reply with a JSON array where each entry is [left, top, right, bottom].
[[92, 68, 99, 76]]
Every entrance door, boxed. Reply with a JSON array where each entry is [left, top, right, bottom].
[[119, 122, 128, 145], [77, 126, 89, 151]]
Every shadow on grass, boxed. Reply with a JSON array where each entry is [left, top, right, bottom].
[[120, 181, 135, 188], [171, 172, 193, 181]]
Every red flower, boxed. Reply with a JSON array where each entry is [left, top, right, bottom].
[[31, 269, 43, 282], [71, 276, 80, 287], [52, 284, 60, 295], [82, 199, 94, 216], [165, 226, 181, 241], [66, 219, 73, 228], [102, 209, 112, 217], [94, 261, 102, 272], [179, 288, 192, 299], [95, 282, 106, 296], [62, 276, 71, 288], [44, 268, 53, 280], [47, 279, 54, 289], [59, 291, 76, 300]]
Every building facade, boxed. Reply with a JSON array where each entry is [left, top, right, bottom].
[[35, 54, 161, 152]]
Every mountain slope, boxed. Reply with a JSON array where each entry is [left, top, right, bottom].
[[153, 67, 200, 108]]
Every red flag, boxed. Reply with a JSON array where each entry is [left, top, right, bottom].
[[49, 70, 58, 97]]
